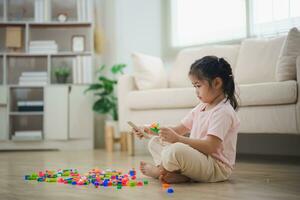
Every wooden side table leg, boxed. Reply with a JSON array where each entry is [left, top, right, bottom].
[[105, 124, 114, 152], [127, 132, 135, 156], [120, 132, 128, 152]]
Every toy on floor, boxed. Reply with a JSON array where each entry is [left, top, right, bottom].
[[162, 183, 174, 194], [24, 168, 149, 190], [167, 187, 174, 193], [150, 122, 160, 134]]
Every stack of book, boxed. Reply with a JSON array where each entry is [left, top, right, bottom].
[[72, 56, 93, 84], [19, 71, 48, 86], [17, 101, 44, 112], [12, 130, 42, 141], [77, 0, 93, 22], [34, 0, 51, 22], [29, 41, 58, 54]]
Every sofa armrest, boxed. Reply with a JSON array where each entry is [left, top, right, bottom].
[[297, 56, 300, 101], [297, 56, 300, 84], [117, 74, 138, 132], [118, 74, 138, 95], [296, 56, 300, 133]]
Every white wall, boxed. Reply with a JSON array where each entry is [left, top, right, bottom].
[[94, 0, 162, 148], [103, 0, 162, 72]]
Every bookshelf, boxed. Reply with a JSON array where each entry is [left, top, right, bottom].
[[0, 0, 94, 149]]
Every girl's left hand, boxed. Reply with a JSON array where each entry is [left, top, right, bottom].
[[159, 127, 181, 143]]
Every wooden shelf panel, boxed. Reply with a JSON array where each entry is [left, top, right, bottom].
[[29, 22, 92, 27], [1, 51, 92, 57], [11, 137, 43, 142], [9, 112, 44, 116], [0, 22, 92, 26], [8, 85, 45, 88]]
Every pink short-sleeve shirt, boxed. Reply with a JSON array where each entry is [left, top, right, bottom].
[[181, 98, 240, 168]]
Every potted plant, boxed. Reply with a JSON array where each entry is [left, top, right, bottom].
[[85, 64, 127, 151], [54, 67, 70, 84]]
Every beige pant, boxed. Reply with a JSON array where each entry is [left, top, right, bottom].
[[148, 136, 232, 182]]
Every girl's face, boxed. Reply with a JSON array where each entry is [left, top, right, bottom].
[[189, 75, 223, 104]]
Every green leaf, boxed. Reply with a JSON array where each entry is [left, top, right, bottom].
[[111, 64, 126, 74], [93, 98, 113, 114], [95, 91, 111, 96], [84, 83, 103, 93], [85, 63, 127, 120]]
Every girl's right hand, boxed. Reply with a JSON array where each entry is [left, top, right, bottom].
[[132, 126, 149, 139]]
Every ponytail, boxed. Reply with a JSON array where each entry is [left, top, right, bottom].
[[218, 58, 238, 110]]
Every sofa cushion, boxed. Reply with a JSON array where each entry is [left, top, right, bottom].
[[168, 45, 240, 88], [127, 81, 297, 110], [131, 52, 168, 90], [235, 36, 286, 84], [128, 88, 199, 110], [276, 27, 300, 81], [238, 80, 297, 106]]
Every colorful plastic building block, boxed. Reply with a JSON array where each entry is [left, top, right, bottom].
[[167, 187, 174, 193], [24, 168, 149, 190], [143, 179, 149, 185], [150, 122, 160, 134], [117, 185, 122, 189]]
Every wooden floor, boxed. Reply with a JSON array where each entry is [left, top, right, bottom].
[[0, 150, 299, 200]]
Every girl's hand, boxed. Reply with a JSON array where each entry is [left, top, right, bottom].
[[131, 126, 147, 139], [159, 127, 181, 143]]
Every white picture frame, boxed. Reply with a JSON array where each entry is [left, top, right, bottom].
[[72, 35, 85, 52]]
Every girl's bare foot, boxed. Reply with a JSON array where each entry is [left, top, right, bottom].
[[140, 161, 160, 178], [159, 170, 190, 184], [160, 172, 190, 183]]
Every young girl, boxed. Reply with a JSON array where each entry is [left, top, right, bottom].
[[132, 56, 240, 184]]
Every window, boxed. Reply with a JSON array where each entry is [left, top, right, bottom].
[[170, 0, 246, 47], [170, 0, 300, 47], [250, 0, 300, 37]]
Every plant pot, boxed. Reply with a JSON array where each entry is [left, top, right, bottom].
[[56, 75, 68, 84]]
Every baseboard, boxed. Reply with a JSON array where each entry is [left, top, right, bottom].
[[237, 133, 300, 156], [0, 139, 94, 151]]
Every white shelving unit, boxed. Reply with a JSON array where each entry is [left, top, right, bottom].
[[0, 0, 95, 150]]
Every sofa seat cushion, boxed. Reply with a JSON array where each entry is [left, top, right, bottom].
[[238, 80, 297, 106], [127, 88, 199, 110]]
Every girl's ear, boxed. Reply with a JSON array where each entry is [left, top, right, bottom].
[[213, 77, 223, 90]]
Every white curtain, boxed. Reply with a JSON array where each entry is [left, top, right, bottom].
[[170, 0, 246, 47], [250, 0, 300, 37]]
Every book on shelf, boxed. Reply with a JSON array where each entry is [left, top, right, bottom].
[[77, 0, 93, 22], [29, 40, 58, 54], [35, 0, 43, 22], [21, 72, 48, 77], [72, 56, 93, 84], [17, 101, 44, 112], [14, 130, 42, 137], [18, 71, 48, 86], [12, 130, 42, 141], [44, 0, 51, 21], [17, 101, 44, 107], [35, 0, 51, 22]]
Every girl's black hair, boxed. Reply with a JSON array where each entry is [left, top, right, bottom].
[[189, 56, 238, 110]]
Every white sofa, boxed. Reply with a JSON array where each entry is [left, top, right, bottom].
[[118, 36, 300, 155]]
